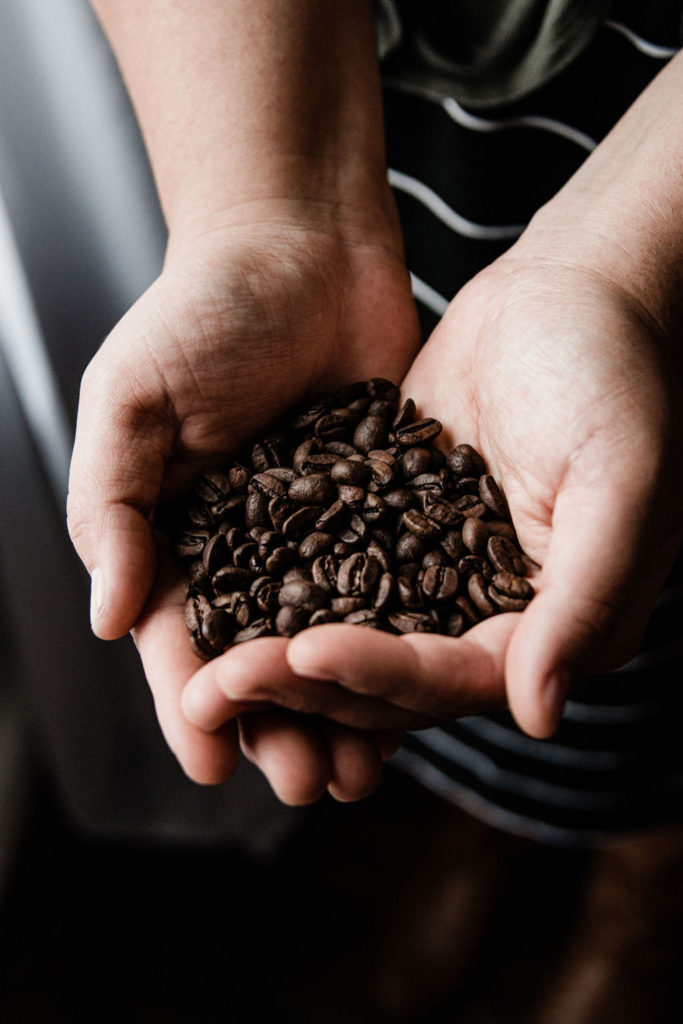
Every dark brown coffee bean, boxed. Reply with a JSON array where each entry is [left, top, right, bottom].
[[224, 465, 248, 493], [462, 517, 489, 555], [383, 488, 414, 512], [408, 473, 443, 495], [288, 473, 336, 507], [373, 572, 396, 612], [300, 453, 340, 474], [331, 596, 366, 616], [282, 566, 312, 583], [447, 444, 486, 478], [454, 493, 487, 519], [257, 530, 284, 558], [337, 552, 381, 596], [371, 527, 393, 550], [337, 484, 365, 511], [251, 440, 283, 471], [244, 491, 269, 528], [445, 612, 466, 637], [423, 497, 460, 528], [199, 605, 233, 651], [200, 532, 229, 574], [214, 590, 250, 628], [456, 554, 492, 579], [454, 594, 482, 625], [452, 476, 481, 496], [486, 520, 518, 541], [361, 492, 387, 524], [367, 399, 397, 419], [299, 531, 335, 561], [366, 458, 396, 491], [392, 397, 416, 431], [422, 550, 446, 569], [309, 608, 340, 627], [344, 609, 379, 627], [331, 458, 370, 486], [353, 414, 388, 454], [325, 441, 358, 458], [422, 565, 459, 603], [265, 546, 295, 577], [190, 632, 217, 660], [332, 380, 368, 406], [195, 470, 231, 504], [254, 580, 282, 615], [479, 474, 509, 517], [291, 402, 327, 431], [233, 541, 258, 567], [468, 573, 496, 617], [365, 541, 391, 573], [333, 541, 356, 558], [395, 531, 424, 563], [367, 378, 400, 403], [234, 617, 274, 643], [488, 572, 534, 611], [388, 611, 436, 634], [267, 495, 292, 532], [367, 449, 397, 466], [278, 579, 329, 612], [395, 417, 442, 446], [399, 561, 420, 582], [397, 576, 422, 609], [175, 529, 210, 559], [292, 438, 322, 473], [315, 499, 347, 533], [311, 554, 340, 592], [250, 473, 287, 500], [403, 509, 442, 541], [212, 565, 252, 593], [282, 505, 320, 537], [400, 447, 432, 479], [275, 605, 310, 637], [440, 529, 466, 562], [314, 411, 353, 441], [487, 535, 526, 576]]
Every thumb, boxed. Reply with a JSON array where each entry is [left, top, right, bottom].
[[505, 457, 681, 739], [67, 356, 173, 639]]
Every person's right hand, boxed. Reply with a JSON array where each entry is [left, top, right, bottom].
[[67, 200, 421, 798]]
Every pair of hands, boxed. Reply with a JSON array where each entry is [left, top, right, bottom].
[[66, 201, 683, 805]]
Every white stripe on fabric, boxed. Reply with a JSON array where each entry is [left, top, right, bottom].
[[388, 167, 525, 240], [409, 272, 449, 316], [0, 189, 72, 503], [414, 727, 633, 809], [442, 96, 597, 152], [391, 747, 637, 848], [604, 20, 679, 60], [456, 716, 626, 769]]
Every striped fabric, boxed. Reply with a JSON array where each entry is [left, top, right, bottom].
[[384, 0, 683, 845]]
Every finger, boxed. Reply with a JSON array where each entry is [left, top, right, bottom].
[[323, 723, 384, 802], [183, 636, 426, 732], [133, 562, 240, 785], [287, 619, 515, 718], [506, 463, 682, 739], [67, 351, 174, 640], [238, 710, 331, 806]]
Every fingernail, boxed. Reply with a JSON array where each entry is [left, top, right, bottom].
[[543, 666, 571, 733], [90, 566, 106, 632]]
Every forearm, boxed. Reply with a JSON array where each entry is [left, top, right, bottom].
[[92, 0, 391, 242], [523, 51, 683, 346]]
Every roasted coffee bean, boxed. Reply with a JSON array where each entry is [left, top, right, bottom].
[[366, 458, 396, 491], [288, 473, 336, 506], [251, 440, 283, 471], [468, 573, 496, 617], [384, 488, 415, 512], [365, 541, 391, 573], [309, 608, 340, 626], [278, 579, 329, 612], [479, 474, 509, 517], [367, 399, 397, 419], [367, 378, 400, 403], [452, 476, 480, 496], [454, 493, 487, 518], [334, 541, 356, 558], [312, 554, 340, 592], [216, 590, 251, 628], [397, 576, 422, 609], [345, 609, 379, 627], [195, 470, 231, 504], [422, 565, 459, 603], [488, 572, 534, 611], [408, 472, 443, 495], [445, 612, 466, 637], [292, 438, 322, 473], [441, 529, 466, 562], [201, 532, 229, 573], [299, 531, 335, 560], [212, 565, 252, 593], [234, 618, 274, 643], [282, 566, 312, 583], [392, 397, 416, 431], [300, 452, 340, 474], [400, 447, 432, 479], [265, 546, 295, 576], [454, 594, 482, 626], [254, 579, 282, 615], [275, 604, 310, 636], [403, 508, 442, 541], [282, 505, 320, 537], [487, 535, 526, 576], [388, 611, 436, 634], [233, 541, 258, 567], [199, 605, 233, 651], [337, 484, 365, 511], [315, 499, 347, 533], [395, 531, 424, 563], [325, 441, 358, 458], [250, 472, 287, 499], [332, 380, 369, 406], [353, 414, 388, 453], [257, 530, 284, 558], [457, 554, 492, 580], [267, 495, 292, 531], [462, 517, 489, 555], [422, 549, 446, 569], [395, 418, 442, 446], [367, 449, 397, 466], [244, 491, 269, 528], [331, 596, 366, 616], [228, 465, 250, 492], [361, 492, 387, 524], [422, 497, 460, 528], [399, 561, 420, 582], [314, 411, 353, 441], [331, 458, 370, 486], [486, 520, 518, 541], [291, 402, 327, 431], [447, 444, 486, 478], [337, 552, 381, 596], [175, 529, 210, 559]]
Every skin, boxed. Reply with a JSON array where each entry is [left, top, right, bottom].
[[69, 2, 683, 804]]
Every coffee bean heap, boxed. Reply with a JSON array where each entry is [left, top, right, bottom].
[[156, 379, 534, 661]]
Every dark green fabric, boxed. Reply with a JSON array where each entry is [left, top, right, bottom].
[[376, 0, 615, 107]]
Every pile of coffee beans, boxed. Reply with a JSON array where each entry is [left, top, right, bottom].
[[155, 379, 534, 661]]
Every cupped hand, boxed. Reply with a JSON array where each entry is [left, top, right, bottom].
[[188, 246, 682, 747], [67, 205, 420, 797]]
